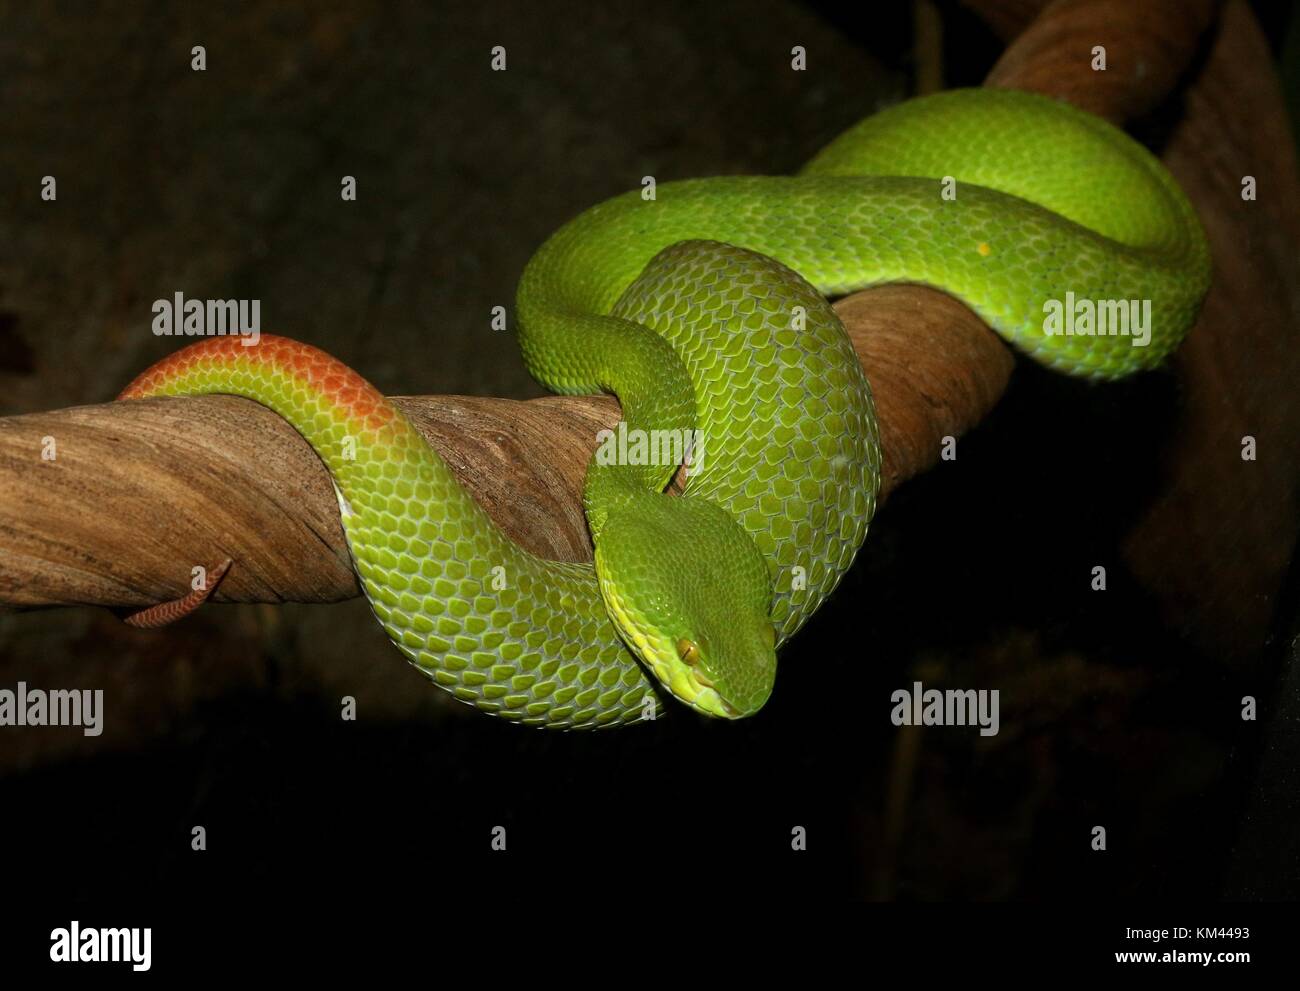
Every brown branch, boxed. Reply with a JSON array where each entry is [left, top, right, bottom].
[[0, 0, 1223, 612], [980, 0, 1221, 121]]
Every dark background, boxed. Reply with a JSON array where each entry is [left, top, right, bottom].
[[1, 0, 1297, 903]]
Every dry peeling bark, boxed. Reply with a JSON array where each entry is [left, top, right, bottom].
[[2, 0, 1293, 667]]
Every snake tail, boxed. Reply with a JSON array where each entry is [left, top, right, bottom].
[[120, 335, 658, 728]]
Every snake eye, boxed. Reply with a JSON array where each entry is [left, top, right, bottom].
[[676, 638, 700, 665]]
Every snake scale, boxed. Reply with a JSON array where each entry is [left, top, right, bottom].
[[120, 89, 1211, 728]]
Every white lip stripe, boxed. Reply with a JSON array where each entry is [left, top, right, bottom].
[[597, 565, 723, 713]]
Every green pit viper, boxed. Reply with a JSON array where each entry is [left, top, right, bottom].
[[120, 88, 1211, 728]]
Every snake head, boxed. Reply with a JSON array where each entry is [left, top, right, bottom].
[[594, 497, 776, 718]]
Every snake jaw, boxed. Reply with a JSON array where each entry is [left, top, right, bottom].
[[595, 550, 753, 719], [694, 687, 742, 719], [684, 668, 749, 719]]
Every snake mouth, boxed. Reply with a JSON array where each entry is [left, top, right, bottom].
[[656, 663, 744, 719], [691, 686, 742, 718], [682, 671, 745, 718], [596, 560, 745, 719], [641, 643, 744, 718]]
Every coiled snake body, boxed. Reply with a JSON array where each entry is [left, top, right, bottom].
[[121, 89, 1211, 728]]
